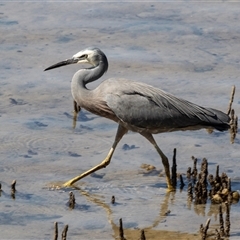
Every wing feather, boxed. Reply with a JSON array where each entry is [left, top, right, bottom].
[[102, 79, 230, 132]]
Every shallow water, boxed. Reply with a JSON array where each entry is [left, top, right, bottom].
[[1, 2, 240, 239]]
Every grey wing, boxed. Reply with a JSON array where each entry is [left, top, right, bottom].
[[105, 82, 230, 132]]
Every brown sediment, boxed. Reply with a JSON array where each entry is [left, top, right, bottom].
[[121, 228, 197, 240], [232, 191, 240, 202], [140, 163, 156, 172], [140, 229, 146, 240]]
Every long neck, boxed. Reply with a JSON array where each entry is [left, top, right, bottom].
[[74, 58, 108, 88], [71, 59, 108, 104]]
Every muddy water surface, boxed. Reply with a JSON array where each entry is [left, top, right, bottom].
[[1, 2, 240, 239]]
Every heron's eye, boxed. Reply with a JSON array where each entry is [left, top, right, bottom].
[[81, 54, 88, 59]]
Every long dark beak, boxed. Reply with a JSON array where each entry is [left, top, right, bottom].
[[44, 58, 78, 71]]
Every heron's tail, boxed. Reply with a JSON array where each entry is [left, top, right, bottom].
[[206, 108, 230, 131]]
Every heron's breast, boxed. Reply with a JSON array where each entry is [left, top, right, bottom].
[[82, 100, 119, 123]]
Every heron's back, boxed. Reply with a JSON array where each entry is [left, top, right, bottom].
[[96, 78, 230, 133]]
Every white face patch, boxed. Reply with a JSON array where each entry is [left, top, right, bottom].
[[72, 48, 99, 66], [73, 49, 95, 65], [73, 49, 93, 58]]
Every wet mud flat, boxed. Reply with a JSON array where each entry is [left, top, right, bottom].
[[1, 156, 240, 240], [1, 1, 240, 239]]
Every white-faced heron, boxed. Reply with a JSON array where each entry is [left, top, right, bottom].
[[45, 47, 230, 190]]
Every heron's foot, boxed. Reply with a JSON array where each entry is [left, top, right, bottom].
[[62, 175, 82, 187], [62, 152, 114, 188], [165, 175, 175, 192], [166, 183, 175, 192], [62, 180, 74, 188]]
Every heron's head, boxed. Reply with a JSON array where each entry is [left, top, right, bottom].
[[44, 47, 108, 71]]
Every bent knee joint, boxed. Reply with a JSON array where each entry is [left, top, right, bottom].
[[101, 158, 111, 168]]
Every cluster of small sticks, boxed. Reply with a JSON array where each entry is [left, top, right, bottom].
[[209, 166, 239, 204], [200, 203, 231, 240], [187, 157, 208, 204], [185, 156, 239, 239], [53, 222, 68, 240], [187, 157, 239, 204]]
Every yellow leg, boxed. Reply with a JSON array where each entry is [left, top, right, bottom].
[[140, 132, 174, 191], [63, 124, 128, 187]]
